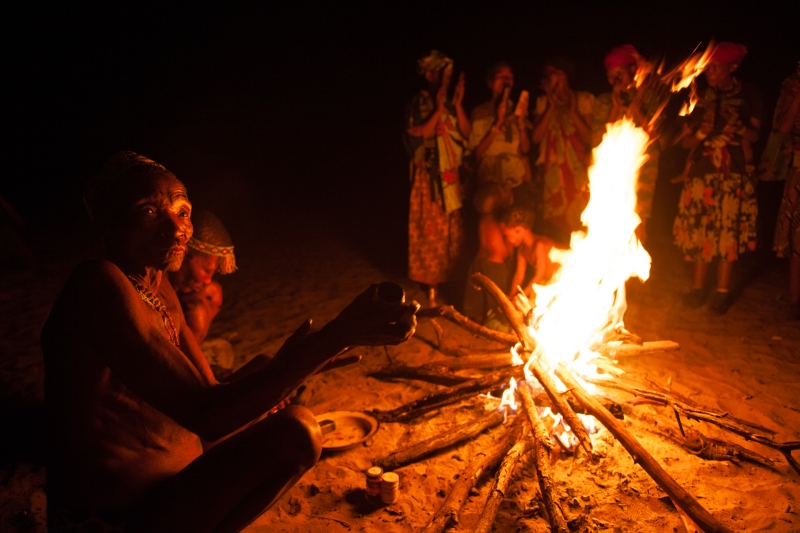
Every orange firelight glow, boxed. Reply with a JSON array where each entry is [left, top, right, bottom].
[[524, 118, 651, 386]]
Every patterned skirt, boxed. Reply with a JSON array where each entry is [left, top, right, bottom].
[[408, 166, 463, 285], [774, 163, 800, 258], [673, 171, 758, 262]]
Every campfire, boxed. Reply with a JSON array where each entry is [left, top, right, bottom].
[[366, 45, 799, 533]]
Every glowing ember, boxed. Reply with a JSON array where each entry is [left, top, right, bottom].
[[499, 377, 518, 414], [525, 117, 651, 384], [510, 344, 525, 366]]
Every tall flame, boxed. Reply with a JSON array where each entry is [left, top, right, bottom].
[[679, 83, 699, 116], [526, 118, 651, 379], [665, 41, 716, 92]]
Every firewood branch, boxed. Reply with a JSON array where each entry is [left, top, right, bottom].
[[519, 382, 569, 533], [371, 366, 520, 422], [556, 364, 734, 533], [470, 272, 593, 456], [473, 428, 532, 533], [373, 411, 505, 471], [586, 376, 800, 475], [417, 305, 518, 346], [420, 419, 525, 533]]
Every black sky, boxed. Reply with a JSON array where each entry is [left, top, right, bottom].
[[3, 2, 797, 245]]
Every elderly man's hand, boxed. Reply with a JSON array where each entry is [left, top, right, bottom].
[[329, 283, 419, 347]]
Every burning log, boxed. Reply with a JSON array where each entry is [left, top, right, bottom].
[[417, 305, 518, 346], [555, 365, 734, 533], [374, 411, 505, 471], [371, 366, 520, 422], [470, 272, 594, 456], [420, 418, 524, 533], [597, 340, 680, 357], [518, 382, 569, 533]]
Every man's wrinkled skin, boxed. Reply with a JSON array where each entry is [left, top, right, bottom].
[[42, 171, 417, 533]]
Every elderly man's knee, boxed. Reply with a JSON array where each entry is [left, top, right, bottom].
[[270, 405, 322, 468]]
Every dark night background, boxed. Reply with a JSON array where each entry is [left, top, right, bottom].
[[3, 2, 798, 274]]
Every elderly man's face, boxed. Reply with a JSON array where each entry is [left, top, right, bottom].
[[120, 173, 193, 272]]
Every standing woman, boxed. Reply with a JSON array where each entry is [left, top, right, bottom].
[[405, 51, 470, 305], [673, 43, 763, 314], [771, 61, 800, 317], [592, 44, 661, 244], [532, 57, 595, 244]]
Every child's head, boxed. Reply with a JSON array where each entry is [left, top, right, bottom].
[[500, 206, 535, 246], [473, 182, 513, 215]]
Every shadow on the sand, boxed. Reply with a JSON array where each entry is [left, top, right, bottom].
[[0, 401, 45, 468]]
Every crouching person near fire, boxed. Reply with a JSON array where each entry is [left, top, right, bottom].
[[462, 182, 514, 323], [169, 209, 236, 345], [41, 151, 418, 533], [501, 206, 563, 302]]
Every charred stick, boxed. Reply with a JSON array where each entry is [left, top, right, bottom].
[[469, 273, 536, 349], [368, 364, 470, 386], [372, 366, 520, 422], [420, 419, 523, 533], [556, 364, 734, 533], [678, 409, 800, 477], [592, 377, 799, 474], [630, 410, 776, 469], [417, 305, 518, 346], [374, 411, 505, 471], [586, 377, 777, 435], [473, 422, 532, 533], [519, 382, 569, 533], [441, 351, 518, 370], [470, 272, 593, 456]]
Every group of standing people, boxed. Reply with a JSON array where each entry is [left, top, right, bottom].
[[405, 46, 800, 319]]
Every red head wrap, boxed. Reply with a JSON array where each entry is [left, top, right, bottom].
[[711, 42, 747, 65], [604, 44, 640, 71]]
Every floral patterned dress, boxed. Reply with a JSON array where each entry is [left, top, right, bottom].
[[534, 92, 595, 235], [673, 79, 763, 262], [405, 90, 465, 285]]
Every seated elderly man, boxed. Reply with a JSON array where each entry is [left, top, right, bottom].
[[42, 152, 417, 533]]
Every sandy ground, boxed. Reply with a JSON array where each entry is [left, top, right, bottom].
[[1, 204, 800, 533]]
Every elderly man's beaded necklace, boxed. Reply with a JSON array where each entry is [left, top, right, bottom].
[[126, 275, 180, 348]]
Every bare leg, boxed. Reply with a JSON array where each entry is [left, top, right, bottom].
[[708, 261, 735, 315], [717, 261, 733, 292], [692, 261, 708, 289], [682, 260, 709, 308], [129, 405, 322, 533]]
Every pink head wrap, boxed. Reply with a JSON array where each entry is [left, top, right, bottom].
[[711, 42, 747, 64], [604, 44, 640, 71]]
